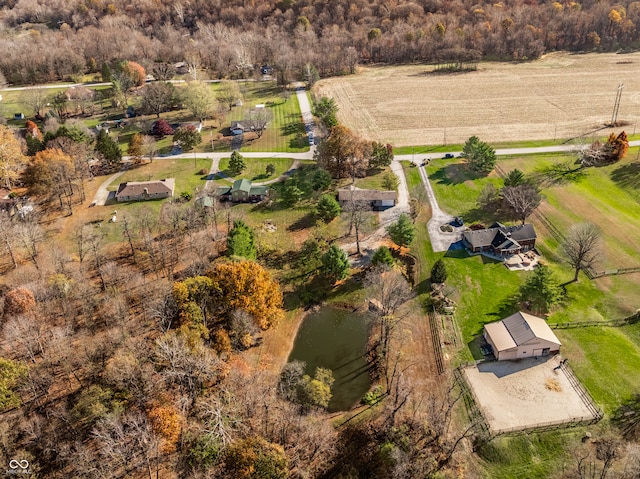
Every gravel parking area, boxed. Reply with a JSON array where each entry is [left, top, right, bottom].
[[463, 356, 598, 434]]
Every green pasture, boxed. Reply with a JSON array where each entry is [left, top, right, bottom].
[[217, 157, 294, 182], [557, 325, 640, 413]]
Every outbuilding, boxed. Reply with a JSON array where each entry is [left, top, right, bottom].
[[484, 311, 561, 361]]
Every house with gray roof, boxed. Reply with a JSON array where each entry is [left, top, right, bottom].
[[484, 311, 561, 361], [217, 179, 269, 203], [337, 186, 397, 211], [463, 222, 536, 257], [115, 178, 175, 202]]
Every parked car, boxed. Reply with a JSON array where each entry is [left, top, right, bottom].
[[308, 133, 314, 145]]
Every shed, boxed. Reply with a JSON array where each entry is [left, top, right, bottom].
[[484, 311, 561, 361]]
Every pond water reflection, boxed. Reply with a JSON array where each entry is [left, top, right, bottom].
[[288, 306, 372, 412]]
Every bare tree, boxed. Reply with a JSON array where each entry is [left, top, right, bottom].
[[21, 88, 49, 118], [562, 222, 602, 281], [216, 80, 242, 111], [16, 218, 44, 269], [0, 210, 18, 269], [344, 191, 372, 255], [501, 184, 542, 224], [154, 332, 225, 407], [91, 410, 159, 478], [364, 265, 413, 388], [245, 108, 273, 138], [142, 135, 158, 163]]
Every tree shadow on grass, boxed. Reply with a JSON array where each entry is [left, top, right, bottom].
[[611, 161, 640, 193], [462, 204, 502, 225], [281, 120, 305, 136], [530, 160, 586, 187], [287, 212, 316, 232], [612, 392, 640, 441], [430, 163, 487, 186]]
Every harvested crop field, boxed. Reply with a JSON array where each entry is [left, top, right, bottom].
[[315, 52, 640, 146]]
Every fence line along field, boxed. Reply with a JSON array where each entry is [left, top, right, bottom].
[[315, 52, 640, 146]]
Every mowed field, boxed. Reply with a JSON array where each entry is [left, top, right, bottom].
[[315, 52, 640, 146]]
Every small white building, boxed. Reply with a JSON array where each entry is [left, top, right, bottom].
[[484, 311, 561, 361]]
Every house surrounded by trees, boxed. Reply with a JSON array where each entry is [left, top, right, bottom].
[[115, 178, 175, 202]]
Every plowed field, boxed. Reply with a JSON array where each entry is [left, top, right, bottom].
[[315, 52, 640, 146]]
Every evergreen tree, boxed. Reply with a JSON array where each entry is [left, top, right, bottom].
[[229, 151, 246, 175], [371, 246, 394, 267], [503, 168, 526, 187], [226, 220, 256, 260], [431, 258, 448, 283], [386, 213, 416, 248], [95, 129, 122, 169], [461, 136, 496, 173], [315, 194, 341, 223], [519, 265, 562, 313], [321, 244, 349, 282], [280, 182, 303, 207]]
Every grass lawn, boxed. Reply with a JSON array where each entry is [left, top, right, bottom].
[[222, 82, 309, 153], [218, 157, 294, 182], [426, 159, 503, 223], [478, 430, 584, 479], [107, 157, 211, 194]]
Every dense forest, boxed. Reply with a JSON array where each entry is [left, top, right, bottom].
[[1, 0, 640, 84]]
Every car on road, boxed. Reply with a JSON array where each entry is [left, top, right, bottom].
[[308, 133, 314, 145], [443, 153, 454, 159]]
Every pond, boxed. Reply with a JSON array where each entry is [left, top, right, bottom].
[[288, 305, 372, 412]]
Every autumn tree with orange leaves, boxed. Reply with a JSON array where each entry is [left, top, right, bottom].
[[24, 148, 78, 212], [207, 261, 284, 331]]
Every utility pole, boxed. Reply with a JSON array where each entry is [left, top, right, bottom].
[[610, 83, 624, 127]]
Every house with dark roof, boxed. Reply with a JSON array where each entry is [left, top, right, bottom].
[[217, 179, 269, 203], [115, 178, 175, 202], [337, 186, 397, 211], [231, 121, 252, 135], [463, 223, 536, 257], [484, 311, 561, 361]]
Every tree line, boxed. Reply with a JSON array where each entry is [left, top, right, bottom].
[[1, 0, 640, 84]]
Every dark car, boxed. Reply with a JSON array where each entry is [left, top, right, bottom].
[[452, 216, 464, 227], [443, 153, 454, 159]]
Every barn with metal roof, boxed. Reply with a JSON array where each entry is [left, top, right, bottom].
[[483, 311, 561, 361]]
